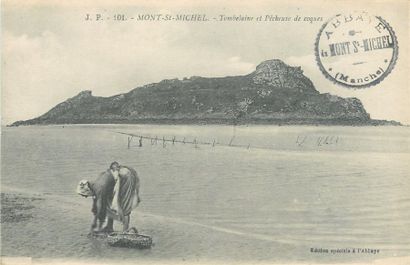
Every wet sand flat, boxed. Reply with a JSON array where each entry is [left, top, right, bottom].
[[1, 125, 410, 263]]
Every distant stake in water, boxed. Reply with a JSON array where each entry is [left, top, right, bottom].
[[127, 136, 133, 149], [229, 136, 235, 146]]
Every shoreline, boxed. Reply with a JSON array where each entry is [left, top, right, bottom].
[[6, 118, 404, 128], [2, 186, 409, 263]]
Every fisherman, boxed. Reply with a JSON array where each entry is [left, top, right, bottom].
[[77, 162, 140, 232]]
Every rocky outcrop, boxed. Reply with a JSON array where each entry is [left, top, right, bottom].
[[10, 59, 400, 126], [251, 59, 316, 93]]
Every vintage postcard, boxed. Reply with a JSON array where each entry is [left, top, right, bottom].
[[1, 0, 409, 265]]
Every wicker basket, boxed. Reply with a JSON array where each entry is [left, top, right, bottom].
[[107, 232, 152, 249]]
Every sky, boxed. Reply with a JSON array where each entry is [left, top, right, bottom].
[[2, 0, 409, 124]]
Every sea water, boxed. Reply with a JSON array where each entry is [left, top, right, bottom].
[[1, 125, 410, 262]]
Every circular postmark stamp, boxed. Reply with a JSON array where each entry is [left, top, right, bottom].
[[315, 11, 398, 88]]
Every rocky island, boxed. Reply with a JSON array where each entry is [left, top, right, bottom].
[[11, 59, 400, 126]]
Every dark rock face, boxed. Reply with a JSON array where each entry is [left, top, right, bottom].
[[251, 59, 316, 93], [10, 59, 399, 126]]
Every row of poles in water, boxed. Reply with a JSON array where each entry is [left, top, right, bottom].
[[113, 131, 251, 150], [113, 131, 340, 150]]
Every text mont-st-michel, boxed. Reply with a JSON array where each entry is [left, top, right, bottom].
[[84, 13, 295, 22]]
